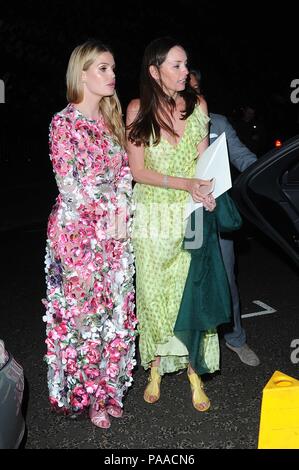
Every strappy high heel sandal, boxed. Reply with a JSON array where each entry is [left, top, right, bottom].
[[89, 405, 111, 428], [106, 404, 123, 418], [144, 366, 161, 404], [187, 370, 210, 412]]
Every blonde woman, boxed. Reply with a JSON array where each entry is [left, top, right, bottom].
[[43, 40, 136, 429]]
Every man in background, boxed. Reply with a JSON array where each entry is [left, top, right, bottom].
[[189, 69, 260, 366]]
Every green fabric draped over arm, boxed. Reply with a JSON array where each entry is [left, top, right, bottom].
[[174, 192, 242, 374]]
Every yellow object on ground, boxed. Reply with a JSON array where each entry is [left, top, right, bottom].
[[258, 370, 299, 449]]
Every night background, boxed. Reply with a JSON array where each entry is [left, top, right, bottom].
[[1, 0, 298, 227], [1, 1, 299, 450]]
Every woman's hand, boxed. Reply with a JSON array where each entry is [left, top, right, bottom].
[[96, 207, 129, 241], [186, 178, 216, 212], [106, 207, 129, 240], [202, 193, 216, 212]]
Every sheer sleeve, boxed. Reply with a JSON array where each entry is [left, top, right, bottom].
[[109, 154, 133, 239], [49, 113, 87, 214]]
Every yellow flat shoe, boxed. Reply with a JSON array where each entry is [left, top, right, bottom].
[[144, 366, 161, 404], [187, 371, 210, 412]]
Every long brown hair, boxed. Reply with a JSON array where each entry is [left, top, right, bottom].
[[66, 40, 126, 148], [128, 37, 199, 147]]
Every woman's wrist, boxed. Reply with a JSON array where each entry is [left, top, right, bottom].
[[177, 177, 190, 192]]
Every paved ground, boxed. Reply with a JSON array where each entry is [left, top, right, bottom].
[[1, 221, 298, 449]]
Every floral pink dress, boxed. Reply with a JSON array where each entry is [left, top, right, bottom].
[[43, 103, 136, 416]]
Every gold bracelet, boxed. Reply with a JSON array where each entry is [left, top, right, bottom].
[[163, 175, 169, 189]]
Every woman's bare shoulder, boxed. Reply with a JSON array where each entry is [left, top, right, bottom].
[[197, 95, 208, 114], [126, 99, 140, 126], [127, 98, 140, 114]]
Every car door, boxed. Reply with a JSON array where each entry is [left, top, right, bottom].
[[232, 135, 299, 268], [0, 341, 25, 449]]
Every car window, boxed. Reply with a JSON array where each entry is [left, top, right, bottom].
[[285, 161, 299, 184]]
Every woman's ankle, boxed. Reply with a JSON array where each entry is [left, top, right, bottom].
[[151, 357, 161, 368]]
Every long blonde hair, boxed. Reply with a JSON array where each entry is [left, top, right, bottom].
[[66, 40, 125, 148]]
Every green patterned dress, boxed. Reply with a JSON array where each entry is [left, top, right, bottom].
[[133, 106, 219, 375]]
